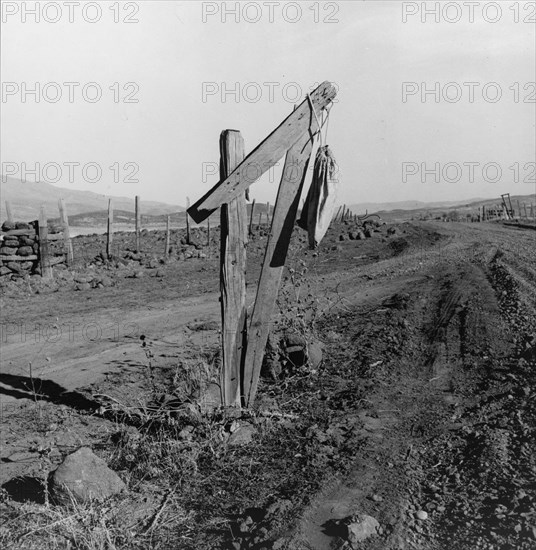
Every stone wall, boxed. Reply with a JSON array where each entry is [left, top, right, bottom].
[[0, 220, 69, 279], [0, 221, 39, 278]]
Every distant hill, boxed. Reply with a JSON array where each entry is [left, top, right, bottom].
[[0, 177, 184, 222], [347, 199, 488, 215], [363, 194, 536, 222]]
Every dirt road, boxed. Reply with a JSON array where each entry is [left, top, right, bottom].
[[286, 222, 536, 550]]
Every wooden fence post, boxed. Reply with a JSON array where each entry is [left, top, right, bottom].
[[107, 199, 114, 259], [266, 201, 271, 225], [219, 130, 248, 407], [207, 215, 211, 246], [58, 198, 74, 265], [334, 205, 342, 221], [186, 197, 191, 244], [249, 199, 256, 236], [165, 215, 171, 259], [243, 128, 316, 406], [135, 195, 141, 252], [38, 206, 52, 278], [5, 201, 13, 223], [523, 203, 528, 219]]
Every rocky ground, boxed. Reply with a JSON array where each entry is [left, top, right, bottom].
[[0, 219, 534, 549]]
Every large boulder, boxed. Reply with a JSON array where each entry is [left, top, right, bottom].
[[50, 447, 125, 505]]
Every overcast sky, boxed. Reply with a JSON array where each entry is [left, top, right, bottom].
[[1, 0, 535, 209]]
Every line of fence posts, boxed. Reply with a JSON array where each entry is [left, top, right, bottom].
[[38, 206, 52, 278], [5, 201, 13, 223], [165, 215, 171, 259], [107, 199, 114, 259], [248, 199, 256, 236], [58, 198, 73, 265], [334, 205, 342, 221], [135, 195, 141, 252], [185, 197, 191, 244]]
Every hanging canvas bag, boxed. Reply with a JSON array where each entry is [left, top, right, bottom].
[[297, 145, 339, 249]]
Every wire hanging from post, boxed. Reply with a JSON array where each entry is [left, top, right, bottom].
[[306, 93, 332, 148]]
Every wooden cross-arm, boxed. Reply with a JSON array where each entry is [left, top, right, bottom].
[[188, 80, 337, 223]]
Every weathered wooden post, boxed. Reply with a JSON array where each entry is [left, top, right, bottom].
[[38, 206, 52, 278], [219, 130, 248, 407], [258, 209, 263, 229], [135, 195, 141, 252], [186, 197, 191, 244], [165, 215, 171, 259], [5, 201, 13, 223], [334, 205, 342, 221], [266, 201, 271, 224], [58, 198, 74, 265], [207, 215, 211, 246], [106, 199, 114, 259], [249, 199, 256, 236], [523, 203, 528, 219]]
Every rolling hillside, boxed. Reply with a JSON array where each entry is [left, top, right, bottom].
[[0, 177, 184, 222]]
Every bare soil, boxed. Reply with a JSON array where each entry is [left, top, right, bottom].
[[0, 220, 535, 549]]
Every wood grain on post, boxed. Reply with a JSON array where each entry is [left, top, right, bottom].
[[107, 199, 114, 259], [249, 199, 256, 236], [38, 207, 52, 278], [165, 215, 171, 259], [219, 130, 248, 407], [135, 195, 141, 252], [58, 198, 74, 265], [207, 215, 211, 246], [335, 205, 342, 222], [243, 128, 316, 407], [266, 201, 271, 225], [188, 81, 337, 223], [5, 201, 13, 223], [186, 197, 191, 244]]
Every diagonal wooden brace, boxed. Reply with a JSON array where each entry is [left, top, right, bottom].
[[188, 81, 337, 223], [242, 126, 318, 406]]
